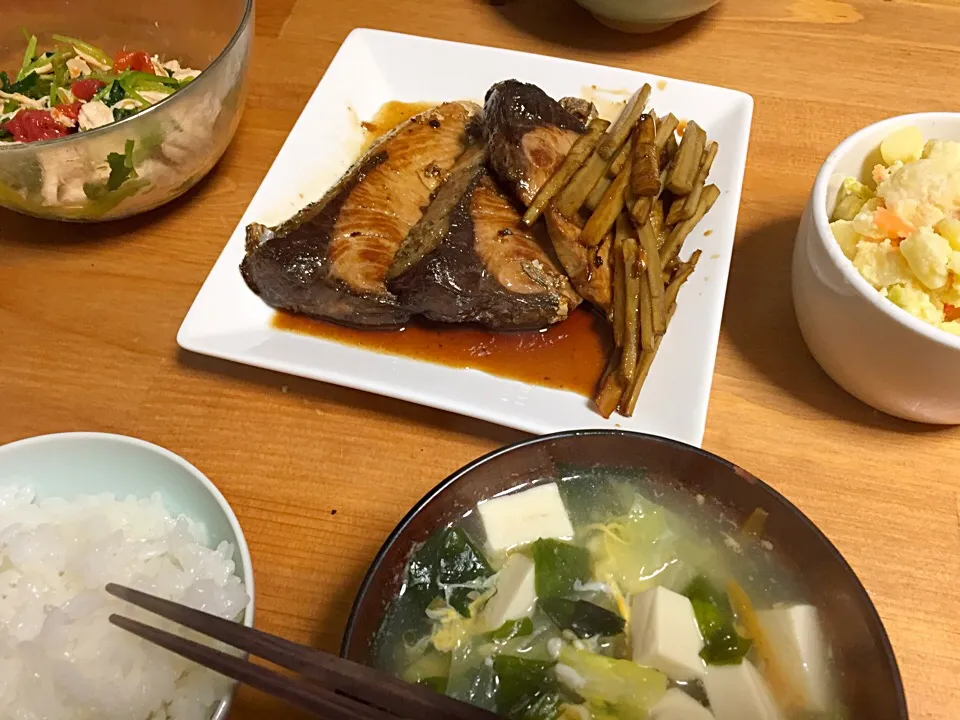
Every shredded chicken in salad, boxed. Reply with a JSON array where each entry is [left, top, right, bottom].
[[0, 33, 200, 144]]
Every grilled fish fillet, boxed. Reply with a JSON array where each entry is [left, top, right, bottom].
[[240, 101, 480, 326], [389, 147, 580, 329], [483, 81, 612, 311]]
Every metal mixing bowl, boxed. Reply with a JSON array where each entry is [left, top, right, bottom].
[[0, 0, 253, 221]]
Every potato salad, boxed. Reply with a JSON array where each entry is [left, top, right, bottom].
[[830, 127, 960, 337]]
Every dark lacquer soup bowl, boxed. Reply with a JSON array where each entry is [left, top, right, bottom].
[[341, 430, 906, 720]]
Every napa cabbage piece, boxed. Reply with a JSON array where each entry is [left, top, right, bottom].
[[444, 632, 497, 710], [400, 646, 451, 689], [489, 617, 535, 641], [556, 704, 591, 720], [492, 612, 564, 661], [557, 645, 668, 718], [584, 497, 679, 595]]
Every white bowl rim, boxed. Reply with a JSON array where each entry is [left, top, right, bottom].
[[0, 431, 256, 625], [812, 111, 960, 352]]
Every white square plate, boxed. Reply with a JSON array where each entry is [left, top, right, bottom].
[[178, 29, 753, 446]]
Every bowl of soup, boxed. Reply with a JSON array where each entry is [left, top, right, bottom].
[[342, 431, 906, 720]]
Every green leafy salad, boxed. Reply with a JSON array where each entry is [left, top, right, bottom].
[[0, 32, 199, 144]]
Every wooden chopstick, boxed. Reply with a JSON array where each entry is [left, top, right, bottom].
[[105, 583, 500, 720], [109, 613, 384, 720]]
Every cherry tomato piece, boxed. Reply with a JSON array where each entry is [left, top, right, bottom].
[[113, 50, 154, 74], [71, 78, 106, 101], [53, 101, 84, 124], [2, 110, 71, 142]]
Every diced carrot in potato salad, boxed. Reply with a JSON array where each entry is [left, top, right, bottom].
[[830, 127, 960, 337]]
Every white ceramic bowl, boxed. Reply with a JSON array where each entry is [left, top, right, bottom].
[[0, 432, 255, 719], [572, 0, 721, 33], [792, 112, 960, 424]]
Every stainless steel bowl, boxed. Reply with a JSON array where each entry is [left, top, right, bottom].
[[0, 0, 253, 221]]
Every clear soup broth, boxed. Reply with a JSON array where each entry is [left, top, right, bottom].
[[373, 469, 843, 720]]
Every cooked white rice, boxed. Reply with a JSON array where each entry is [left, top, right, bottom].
[[0, 486, 250, 720]]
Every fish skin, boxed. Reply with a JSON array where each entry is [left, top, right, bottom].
[[484, 79, 584, 207]]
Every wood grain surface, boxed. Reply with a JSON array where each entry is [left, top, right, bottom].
[[2, 0, 959, 717]]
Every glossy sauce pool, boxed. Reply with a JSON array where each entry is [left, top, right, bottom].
[[273, 309, 611, 396], [359, 100, 435, 150], [271, 100, 611, 398]]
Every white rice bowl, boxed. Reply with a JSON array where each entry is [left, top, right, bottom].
[[0, 486, 250, 720]]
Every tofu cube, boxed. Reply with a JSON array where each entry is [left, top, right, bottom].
[[479, 553, 537, 632], [650, 688, 715, 720], [477, 483, 573, 552], [703, 659, 782, 720], [757, 604, 830, 712], [631, 586, 705, 681]]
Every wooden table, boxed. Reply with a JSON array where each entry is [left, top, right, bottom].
[[2, 0, 958, 716]]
